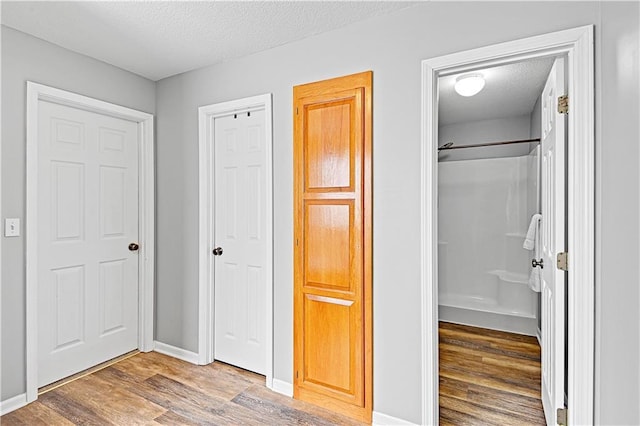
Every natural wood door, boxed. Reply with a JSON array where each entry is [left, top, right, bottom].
[[214, 109, 267, 374], [293, 71, 372, 422], [540, 58, 567, 425], [37, 101, 139, 387]]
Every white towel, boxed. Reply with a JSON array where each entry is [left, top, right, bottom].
[[523, 214, 542, 250], [524, 213, 543, 292], [528, 264, 542, 292]]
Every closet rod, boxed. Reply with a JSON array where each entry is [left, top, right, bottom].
[[438, 137, 541, 151]]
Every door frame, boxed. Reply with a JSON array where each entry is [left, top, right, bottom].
[[25, 81, 155, 402], [420, 26, 594, 425], [197, 94, 274, 388]]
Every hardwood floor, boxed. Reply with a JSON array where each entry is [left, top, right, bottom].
[[439, 321, 546, 425], [2, 352, 365, 425], [3, 324, 545, 425]]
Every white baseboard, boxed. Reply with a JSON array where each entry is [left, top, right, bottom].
[[372, 411, 417, 425], [271, 378, 293, 397], [0, 393, 27, 416], [153, 341, 199, 365]]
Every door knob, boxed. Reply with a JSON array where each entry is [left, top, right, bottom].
[[128, 242, 140, 251], [212, 247, 223, 256], [532, 258, 544, 269]]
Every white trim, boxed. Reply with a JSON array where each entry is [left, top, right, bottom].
[[420, 26, 595, 425], [0, 393, 28, 416], [197, 94, 274, 389], [372, 411, 417, 426], [271, 379, 294, 397], [154, 341, 199, 365], [25, 82, 155, 403]]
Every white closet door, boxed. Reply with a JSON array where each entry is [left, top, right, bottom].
[[37, 101, 139, 387], [214, 110, 267, 374]]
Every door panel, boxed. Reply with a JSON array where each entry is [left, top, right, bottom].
[[293, 71, 372, 422], [540, 58, 566, 425], [305, 100, 354, 190], [305, 202, 354, 291], [214, 109, 267, 375], [38, 101, 139, 387]]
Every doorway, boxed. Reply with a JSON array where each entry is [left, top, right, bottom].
[[437, 55, 564, 424], [420, 26, 595, 425], [25, 82, 155, 403], [197, 94, 274, 386]]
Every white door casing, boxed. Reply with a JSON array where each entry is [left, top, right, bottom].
[[421, 26, 594, 425], [26, 82, 155, 402], [540, 58, 567, 425], [37, 101, 140, 387], [214, 110, 267, 374], [198, 94, 273, 387]]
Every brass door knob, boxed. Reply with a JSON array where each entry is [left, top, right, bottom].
[[128, 243, 140, 251]]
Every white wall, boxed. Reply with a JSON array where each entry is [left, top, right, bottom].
[[596, 3, 640, 424], [1, 26, 156, 401], [154, 2, 639, 423], [438, 115, 531, 162]]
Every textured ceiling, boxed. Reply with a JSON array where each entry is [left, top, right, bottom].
[[439, 57, 555, 126], [1, 1, 415, 81]]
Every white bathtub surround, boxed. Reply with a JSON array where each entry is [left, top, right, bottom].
[[438, 152, 539, 336]]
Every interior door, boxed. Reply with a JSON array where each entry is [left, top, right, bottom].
[[37, 100, 139, 387], [213, 109, 267, 375], [293, 71, 372, 422], [540, 57, 567, 425]]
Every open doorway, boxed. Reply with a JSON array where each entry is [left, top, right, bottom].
[[420, 26, 595, 425], [436, 56, 559, 424]]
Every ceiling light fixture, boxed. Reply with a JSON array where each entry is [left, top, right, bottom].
[[454, 73, 485, 97]]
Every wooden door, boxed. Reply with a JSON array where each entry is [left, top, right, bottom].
[[37, 100, 139, 387], [214, 109, 267, 374], [293, 71, 372, 422], [540, 57, 567, 425]]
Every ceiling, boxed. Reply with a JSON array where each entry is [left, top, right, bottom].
[[438, 57, 555, 126], [1, 1, 415, 81]]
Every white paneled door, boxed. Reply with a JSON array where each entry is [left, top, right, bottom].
[[37, 100, 139, 387], [213, 110, 266, 375], [540, 57, 567, 425]]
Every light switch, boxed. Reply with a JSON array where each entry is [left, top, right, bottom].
[[5, 218, 20, 237]]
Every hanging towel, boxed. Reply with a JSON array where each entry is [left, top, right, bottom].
[[524, 213, 543, 292], [528, 264, 542, 292], [523, 214, 542, 250]]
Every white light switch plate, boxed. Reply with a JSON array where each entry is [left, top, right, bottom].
[[5, 218, 20, 237]]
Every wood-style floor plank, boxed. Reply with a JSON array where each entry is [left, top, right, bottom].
[[439, 321, 546, 425], [1, 352, 365, 426]]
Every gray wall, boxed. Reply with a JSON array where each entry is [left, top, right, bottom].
[[154, 2, 639, 423], [438, 115, 532, 162], [2, 2, 639, 424], [1, 26, 156, 400]]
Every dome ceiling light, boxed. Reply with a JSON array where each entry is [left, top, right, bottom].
[[454, 73, 485, 97]]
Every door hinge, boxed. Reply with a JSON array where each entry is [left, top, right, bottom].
[[558, 95, 569, 114], [296, 107, 299, 115], [296, 370, 299, 379], [557, 252, 568, 271], [557, 407, 568, 425]]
